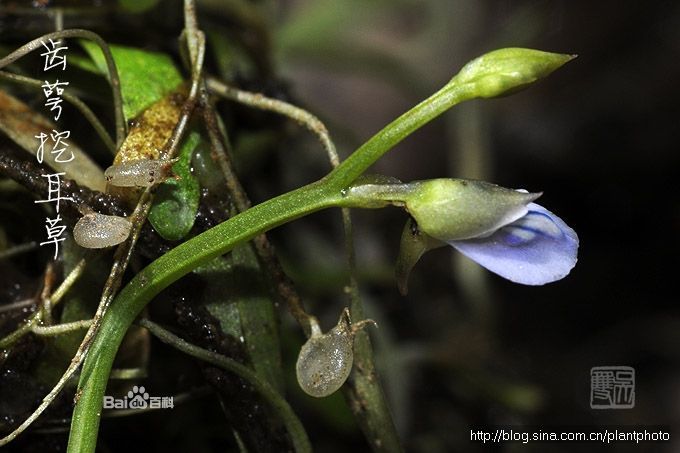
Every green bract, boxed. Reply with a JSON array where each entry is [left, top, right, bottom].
[[449, 48, 575, 98], [344, 178, 541, 241], [395, 218, 445, 295], [403, 179, 541, 241]]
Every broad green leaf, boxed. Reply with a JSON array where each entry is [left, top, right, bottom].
[[196, 246, 284, 394], [233, 243, 284, 394], [80, 41, 183, 120], [192, 142, 284, 394], [148, 131, 201, 241], [194, 254, 243, 339], [80, 41, 201, 240]]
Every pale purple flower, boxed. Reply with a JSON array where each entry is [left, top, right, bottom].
[[448, 202, 578, 285]]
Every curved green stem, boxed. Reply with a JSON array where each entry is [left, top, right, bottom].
[[68, 180, 338, 453], [67, 77, 476, 453], [327, 82, 475, 188], [67, 46, 573, 451]]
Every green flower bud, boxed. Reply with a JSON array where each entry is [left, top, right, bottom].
[[404, 179, 541, 241], [450, 48, 575, 98]]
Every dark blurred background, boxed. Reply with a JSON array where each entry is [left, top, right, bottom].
[[274, 1, 679, 452], [1, 1, 678, 452]]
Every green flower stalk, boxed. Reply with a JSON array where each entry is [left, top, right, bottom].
[[327, 48, 574, 186], [59, 47, 576, 453]]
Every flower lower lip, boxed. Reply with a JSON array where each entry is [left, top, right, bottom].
[[448, 203, 579, 285]]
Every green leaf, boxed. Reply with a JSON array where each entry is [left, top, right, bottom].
[[148, 131, 201, 241], [80, 41, 183, 120], [193, 253, 243, 339], [193, 142, 284, 393], [197, 247, 285, 395], [232, 243, 284, 394]]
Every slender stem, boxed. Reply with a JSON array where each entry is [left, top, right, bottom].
[[0, 28, 205, 444], [139, 319, 311, 452], [0, 258, 86, 349], [0, 29, 126, 145], [0, 31, 210, 447], [0, 195, 151, 446], [32, 319, 92, 336], [327, 82, 475, 188], [0, 241, 38, 261], [0, 320, 34, 349], [52, 258, 88, 304], [219, 64, 406, 449], [341, 207, 402, 452], [0, 70, 117, 154], [206, 74, 342, 336], [39, 262, 57, 325], [201, 85, 316, 334], [206, 76, 338, 164], [183, 0, 200, 64], [0, 298, 35, 314], [67, 65, 490, 453]]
